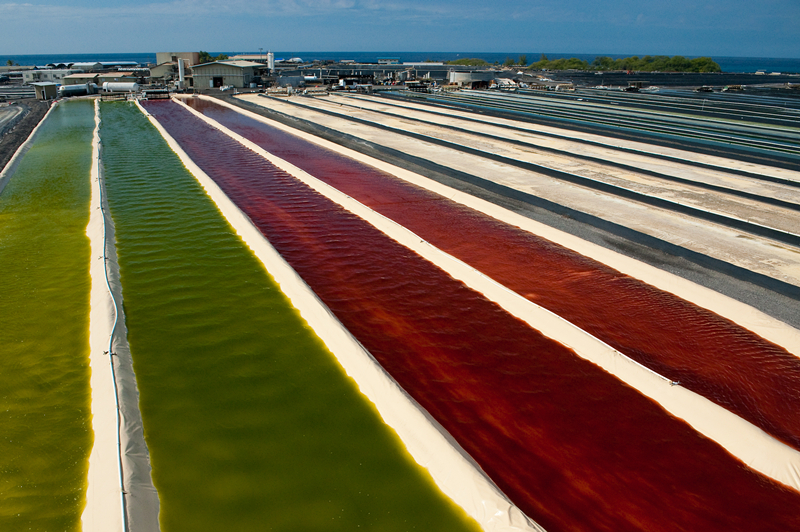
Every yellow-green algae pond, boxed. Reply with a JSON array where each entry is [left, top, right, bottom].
[[0, 100, 95, 531], [99, 101, 480, 531]]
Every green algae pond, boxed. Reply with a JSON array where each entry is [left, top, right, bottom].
[[99, 101, 480, 531], [0, 100, 95, 531]]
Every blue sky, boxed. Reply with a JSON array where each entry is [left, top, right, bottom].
[[1, 0, 798, 57]]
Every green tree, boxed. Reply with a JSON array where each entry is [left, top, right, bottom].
[[592, 56, 614, 70], [689, 57, 721, 72], [530, 56, 589, 71], [6, 59, 14, 66], [518, 54, 528, 66], [198, 51, 229, 64], [503, 57, 515, 67]]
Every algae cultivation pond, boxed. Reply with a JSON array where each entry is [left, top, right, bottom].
[[0, 100, 94, 532]]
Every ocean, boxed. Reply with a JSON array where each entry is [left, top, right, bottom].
[[2, 52, 799, 74]]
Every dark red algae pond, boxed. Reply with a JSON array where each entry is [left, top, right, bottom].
[[185, 97, 800, 453], [142, 100, 800, 532]]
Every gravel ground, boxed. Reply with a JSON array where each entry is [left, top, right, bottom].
[[0, 99, 50, 173]]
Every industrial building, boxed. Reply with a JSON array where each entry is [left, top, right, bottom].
[[68, 62, 103, 72], [96, 72, 139, 84], [23, 69, 82, 85], [149, 52, 199, 88], [30, 81, 57, 99], [229, 54, 269, 64], [148, 62, 184, 84], [447, 70, 495, 89], [155, 52, 200, 67], [62, 73, 99, 85], [149, 62, 177, 80], [192, 61, 262, 88]]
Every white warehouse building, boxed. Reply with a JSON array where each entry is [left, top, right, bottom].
[[191, 61, 262, 89]]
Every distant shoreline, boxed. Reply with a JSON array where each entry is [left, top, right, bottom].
[[2, 52, 799, 74]]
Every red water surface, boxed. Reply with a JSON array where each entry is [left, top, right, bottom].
[[184, 97, 800, 453], [143, 100, 800, 532]]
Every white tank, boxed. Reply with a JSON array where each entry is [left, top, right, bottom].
[[58, 84, 90, 97], [267, 52, 275, 71], [103, 82, 139, 92]]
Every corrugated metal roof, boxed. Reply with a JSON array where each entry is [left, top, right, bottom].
[[194, 60, 263, 69]]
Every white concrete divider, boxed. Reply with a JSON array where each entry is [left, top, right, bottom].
[[137, 99, 544, 532], [180, 95, 800, 493], [83, 99, 160, 532]]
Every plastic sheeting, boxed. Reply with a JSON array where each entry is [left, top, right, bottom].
[[83, 100, 160, 532]]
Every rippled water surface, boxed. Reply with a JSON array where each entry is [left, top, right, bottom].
[[99, 102, 479, 532], [187, 97, 800, 452], [147, 99, 800, 532], [0, 100, 94, 532]]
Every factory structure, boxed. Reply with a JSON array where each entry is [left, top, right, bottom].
[[1, 51, 570, 101], [155, 51, 553, 92]]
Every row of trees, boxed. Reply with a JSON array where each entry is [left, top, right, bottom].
[[448, 55, 530, 67], [446, 58, 490, 66], [449, 54, 721, 73], [529, 55, 590, 71], [587, 55, 721, 72]]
